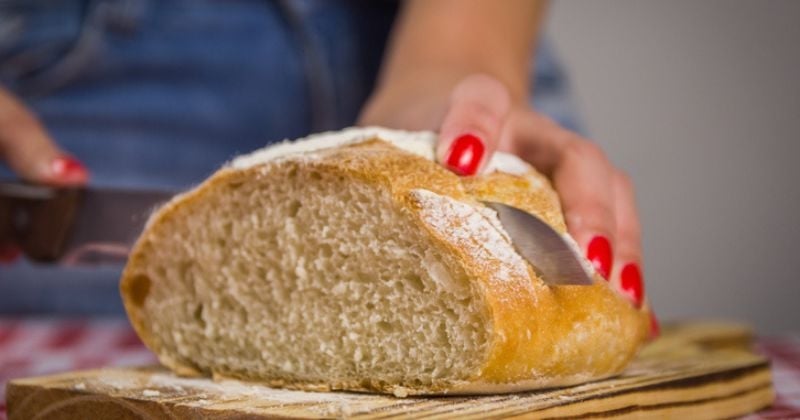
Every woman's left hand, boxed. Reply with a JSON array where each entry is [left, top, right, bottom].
[[359, 74, 647, 312]]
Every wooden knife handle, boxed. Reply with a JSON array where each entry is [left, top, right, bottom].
[[0, 182, 83, 262]]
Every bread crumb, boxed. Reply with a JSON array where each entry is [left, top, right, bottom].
[[392, 386, 409, 398], [74, 382, 86, 390], [142, 389, 161, 397]]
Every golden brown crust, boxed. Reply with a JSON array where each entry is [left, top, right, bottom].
[[120, 138, 650, 395], [462, 171, 567, 233]]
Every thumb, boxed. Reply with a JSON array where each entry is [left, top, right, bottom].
[[0, 89, 89, 186], [436, 74, 511, 176]]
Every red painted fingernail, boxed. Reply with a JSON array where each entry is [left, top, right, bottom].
[[620, 263, 644, 308], [0, 244, 21, 264], [445, 134, 485, 176], [586, 236, 613, 280], [50, 156, 89, 182], [649, 312, 661, 339]]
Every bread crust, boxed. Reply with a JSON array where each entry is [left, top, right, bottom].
[[121, 138, 650, 396]]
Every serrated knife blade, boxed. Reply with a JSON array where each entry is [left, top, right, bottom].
[[482, 201, 594, 286]]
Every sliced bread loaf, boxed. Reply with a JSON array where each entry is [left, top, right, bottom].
[[120, 127, 650, 396]]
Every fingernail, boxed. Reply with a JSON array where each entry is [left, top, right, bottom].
[[445, 134, 485, 176], [649, 312, 660, 339], [586, 236, 613, 280], [620, 263, 644, 308], [49, 156, 89, 183], [0, 244, 21, 264]]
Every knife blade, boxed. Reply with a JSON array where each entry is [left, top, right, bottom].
[[0, 181, 174, 265], [0, 180, 593, 281], [482, 201, 594, 286]]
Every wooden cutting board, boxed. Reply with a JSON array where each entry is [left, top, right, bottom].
[[6, 322, 774, 419]]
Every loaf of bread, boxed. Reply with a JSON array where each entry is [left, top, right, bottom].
[[121, 127, 650, 397]]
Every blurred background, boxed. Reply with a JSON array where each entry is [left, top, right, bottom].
[[548, 0, 800, 333]]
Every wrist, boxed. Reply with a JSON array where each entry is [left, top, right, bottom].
[[376, 64, 528, 105], [361, 69, 527, 130]]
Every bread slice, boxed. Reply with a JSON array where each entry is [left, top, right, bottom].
[[120, 127, 650, 396]]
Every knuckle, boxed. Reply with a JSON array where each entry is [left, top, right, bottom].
[[564, 201, 616, 236], [463, 73, 507, 94], [453, 74, 511, 110], [466, 101, 503, 126], [446, 103, 503, 141], [563, 138, 607, 163], [618, 218, 642, 244]]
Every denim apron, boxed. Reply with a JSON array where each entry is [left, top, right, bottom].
[[0, 0, 581, 314]]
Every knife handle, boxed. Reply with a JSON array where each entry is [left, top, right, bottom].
[[0, 182, 83, 262]]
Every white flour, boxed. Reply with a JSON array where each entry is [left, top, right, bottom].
[[145, 372, 374, 403], [231, 126, 531, 176], [410, 189, 531, 285]]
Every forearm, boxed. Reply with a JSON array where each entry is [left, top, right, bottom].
[[375, 0, 546, 104]]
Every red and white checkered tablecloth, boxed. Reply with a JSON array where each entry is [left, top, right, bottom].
[[0, 318, 157, 420], [0, 318, 798, 420], [750, 337, 800, 419]]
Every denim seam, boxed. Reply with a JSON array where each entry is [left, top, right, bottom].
[[277, 0, 338, 132], [16, 0, 105, 97]]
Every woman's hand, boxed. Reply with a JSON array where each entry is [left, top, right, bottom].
[[360, 74, 646, 311], [0, 87, 89, 263], [364, 0, 656, 334], [0, 88, 89, 186]]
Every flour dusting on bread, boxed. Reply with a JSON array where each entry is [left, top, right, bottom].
[[231, 126, 531, 176], [410, 189, 531, 286]]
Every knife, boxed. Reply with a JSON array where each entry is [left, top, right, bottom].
[[0, 181, 174, 265], [482, 201, 594, 286], [0, 180, 593, 284]]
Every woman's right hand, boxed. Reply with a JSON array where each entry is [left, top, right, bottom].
[[362, 74, 650, 321], [0, 87, 89, 262], [0, 87, 89, 186]]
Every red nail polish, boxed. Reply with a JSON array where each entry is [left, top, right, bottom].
[[649, 311, 660, 339], [445, 134, 485, 176], [0, 244, 21, 264], [50, 156, 89, 182], [620, 263, 644, 308], [586, 236, 613, 280]]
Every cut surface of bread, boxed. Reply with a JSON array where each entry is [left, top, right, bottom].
[[121, 127, 650, 396]]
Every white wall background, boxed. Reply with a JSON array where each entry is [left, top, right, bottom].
[[547, 0, 800, 333]]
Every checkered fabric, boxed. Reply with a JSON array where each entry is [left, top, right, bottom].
[[744, 336, 800, 419], [1, 318, 798, 419], [0, 318, 157, 419]]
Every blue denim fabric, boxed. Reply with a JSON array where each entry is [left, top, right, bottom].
[[0, 0, 582, 314]]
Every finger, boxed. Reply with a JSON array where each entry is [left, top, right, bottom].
[[609, 171, 645, 308], [552, 139, 617, 280], [502, 110, 570, 174], [511, 113, 617, 279], [437, 74, 511, 176], [0, 90, 89, 185], [649, 311, 660, 339]]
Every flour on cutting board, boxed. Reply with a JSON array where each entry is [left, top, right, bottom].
[[144, 372, 376, 403], [90, 369, 415, 418]]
